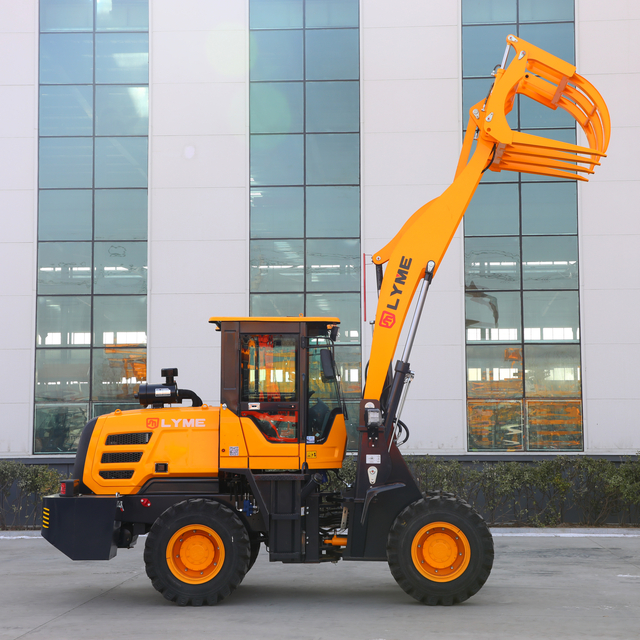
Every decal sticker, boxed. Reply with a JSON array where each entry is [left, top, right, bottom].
[[366, 454, 381, 464], [307, 451, 317, 459], [229, 446, 239, 456], [379, 311, 396, 328], [147, 417, 159, 429], [306, 436, 316, 444]]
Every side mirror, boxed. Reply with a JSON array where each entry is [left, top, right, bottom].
[[320, 349, 336, 380]]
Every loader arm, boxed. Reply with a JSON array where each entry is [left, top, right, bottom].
[[363, 34, 610, 407]]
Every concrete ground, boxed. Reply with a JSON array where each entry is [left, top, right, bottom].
[[1, 529, 639, 640]]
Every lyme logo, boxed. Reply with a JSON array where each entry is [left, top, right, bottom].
[[379, 310, 396, 328], [147, 417, 160, 429]]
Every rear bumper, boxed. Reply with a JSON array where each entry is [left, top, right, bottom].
[[42, 494, 119, 561]]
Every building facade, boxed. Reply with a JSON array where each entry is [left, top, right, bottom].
[[1, 0, 638, 461]]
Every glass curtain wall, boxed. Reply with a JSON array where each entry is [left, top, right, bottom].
[[35, 0, 149, 454], [248, 0, 362, 447], [462, 0, 582, 451]]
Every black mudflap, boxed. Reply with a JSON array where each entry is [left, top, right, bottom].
[[42, 495, 119, 560]]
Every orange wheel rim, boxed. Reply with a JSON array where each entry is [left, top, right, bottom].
[[411, 521, 471, 583], [166, 525, 225, 584]]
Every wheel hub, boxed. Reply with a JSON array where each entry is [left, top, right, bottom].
[[411, 521, 471, 582], [166, 525, 225, 584]]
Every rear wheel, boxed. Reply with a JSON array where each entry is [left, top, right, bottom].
[[144, 499, 250, 606], [387, 495, 493, 605]]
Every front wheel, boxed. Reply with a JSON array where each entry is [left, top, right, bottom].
[[387, 495, 494, 605], [144, 499, 250, 606]]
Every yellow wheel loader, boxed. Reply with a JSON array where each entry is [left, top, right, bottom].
[[42, 36, 610, 606]]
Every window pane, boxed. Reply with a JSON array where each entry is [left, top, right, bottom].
[[250, 0, 303, 28], [93, 295, 147, 346], [468, 400, 523, 451], [522, 236, 578, 290], [463, 78, 517, 130], [39, 86, 93, 136], [521, 182, 577, 234], [92, 347, 146, 401], [306, 134, 359, 185], [34, 404, 88, 454], [333, 345, 362, 398], [306, 0, 358, 27], [250, 293, 304, 316], [520, 0, 573, 22], [524, 344, 581, 397], [250, 187, 304, 238], [519, 94, 575, 129], [462, 25, 514, 78], [39, 189, 93, 241], [95, 137, 148, 188], [467, 345, 522, 398], [306, 81, 359, 133], [95, 86, 149, 136], [95, 189, 148, 240], [92, 403, 138, 418], [519, 23, 575, 65], [95, 33, 149, 84], [38, 242, 92, 294], [306, 239, 360, 292], [307, 292, 360, 343], [251, 134, 304, 186], [250, 82, 303, 133], [94, 241, 147, 294], [96, 0, 149, 31], [466, 290, 521, 342], [465, 236, 520, 291], [40, 0, 93, 31], [39, 138, 93, 188], [523, 290, 579, 342], [305, 29, 359, 80], [462, 0, 516, 24], [250, 30, 303, 81], [306, 186, 359, 237], [521, 129, 576, 182], [37, 296, 91, 348], [40, 34, 93, 84], [464, 183, 519, 236], [35, 349, 90, 402], [250, 239, 304, 292], [241, 335, 297, 402], [527, 400, 582, 450]]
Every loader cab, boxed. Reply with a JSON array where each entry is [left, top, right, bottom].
[[210, 317, 346, 452]]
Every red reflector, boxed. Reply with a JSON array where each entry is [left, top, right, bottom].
[[60, 483, 66, 495], [140, 498, 151, 507]]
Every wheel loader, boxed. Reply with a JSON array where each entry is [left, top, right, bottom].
[[42, 36, 610, 606]]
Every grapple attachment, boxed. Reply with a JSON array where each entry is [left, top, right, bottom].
[[458, 34, 611, 181]]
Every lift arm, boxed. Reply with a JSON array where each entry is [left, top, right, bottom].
[[363, 34, 610, 408]]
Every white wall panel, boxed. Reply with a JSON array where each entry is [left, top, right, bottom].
[[0, 190, 35, 242], [0, 404, 32, 455], [363, 0, 457, 28], [399, 400, 467, 454]]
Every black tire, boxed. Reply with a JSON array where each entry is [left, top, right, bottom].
[[387, 495, 494, 605], [248, 537, 261, 570], [144, 499, 250, 606]]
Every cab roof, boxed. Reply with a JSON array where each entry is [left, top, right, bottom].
[[209, 316, 340, 329]]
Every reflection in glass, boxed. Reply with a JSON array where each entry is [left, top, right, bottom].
[[524, 344, 581, 397], [465, 236, 520, 290], [95, 86, 149, 136], [306, 239, 360, 292], [35, 349, 90, 402], [306, 82, 359, 132], [463, 183, 519, 236], [40, 0, 93, 31], [523, 291, 579, 342], [521, 182, 577, 234], [92, 347, 146, 401], [522, 236, 578, 290], [306, 134, 359, 185], [250, 0, 303, 29], [94, 241, 147, 294], [250, 83, 303, 134], [527, 400, 582, 450], [37, 296, 91, 348], [519, 94, 575, 129], [38, 242, 92, 294], [34, 404, 88, 453], [95, 189, 148, 240], [250, 239, 304, 292], [307, 293, 361, 343], [305, 29, 359, 80], [519, 0, 574, 22], [39, 86, 93, 136], [306, 186, 359, 238], [95, 33, 149, 84], [39, 190, 93, 241], [462, 25, 514, 78], [519, 23, 574, 64], [462, 0, 517, 24], [468, 400, 523, 451], [250, 187, 304, 238], [467, 345, 522, 398], [96, 0, 149, 31], [95, 137, 148, 188], [40, 34, 93, 84], [466, 290, 521, 342], [250, 30, 304, 81], [306, 0, 359, 27], [39, 138, 93, 189], [333, 345, 362, 398], [93, 295, 147, 346], [92, 403, 138, 418], [251, 134, 304, 186], [250, 293, 304, 317]]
